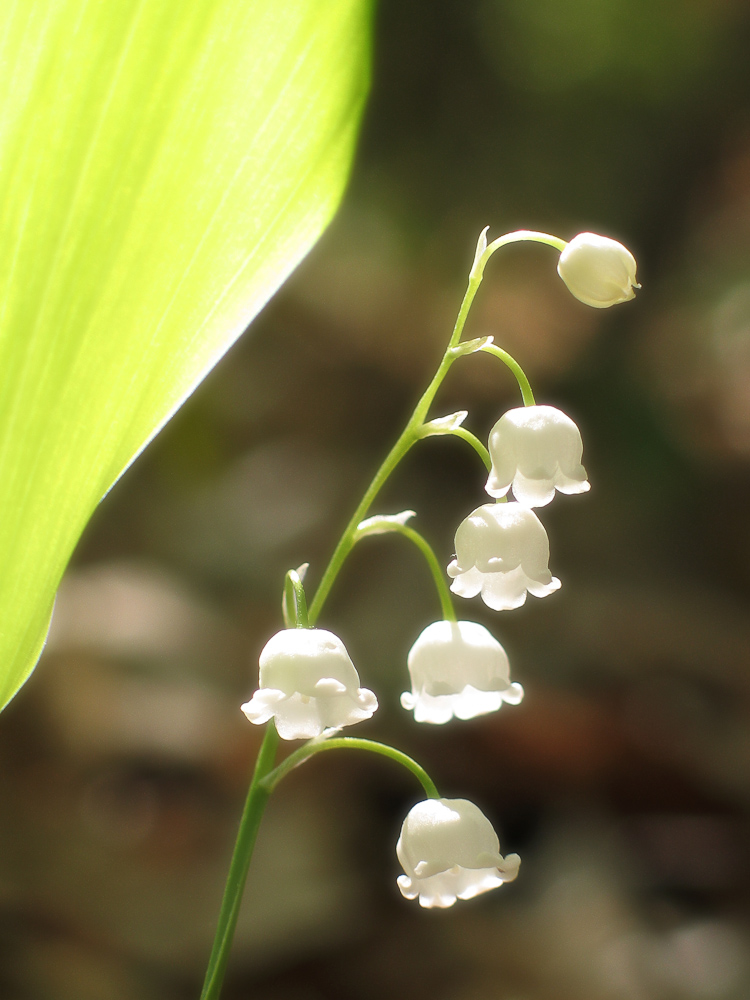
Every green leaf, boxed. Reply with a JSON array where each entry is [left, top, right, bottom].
[[0, 0, 372, 710]]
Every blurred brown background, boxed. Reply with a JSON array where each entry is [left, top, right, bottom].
[[3, 1, 750, 998]]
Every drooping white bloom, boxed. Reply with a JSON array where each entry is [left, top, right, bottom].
[[400, 620, 523, 724], [241, 628, 377, 740], [447, 502, 560, 611], [396, 798, 520, 908], [486, 404, 590, 507], [557, 232, 639, 309]]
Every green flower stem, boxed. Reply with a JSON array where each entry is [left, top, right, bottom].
[[199, 721, 279, 1000], [261, 736, 440, 799], [358, 521, 456, 622], [198, 229, 566, 1000], [308, 261, 487, 624], [480, 343, 536, 406], [307, 348, 457, 625], [308, 230, 561, 623]]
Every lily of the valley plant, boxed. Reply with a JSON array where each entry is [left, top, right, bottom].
[[199, 228, 639, 1000]]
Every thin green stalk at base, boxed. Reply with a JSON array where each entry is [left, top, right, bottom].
[[200, 731, 439, 999], [199, 722, 279, 1000]]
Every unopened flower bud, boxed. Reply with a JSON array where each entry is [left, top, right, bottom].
[[557, 232, 639, 309], [396, 798, 520, 908]]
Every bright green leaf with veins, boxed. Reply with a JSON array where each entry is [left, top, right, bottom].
[[0, 0, 372, 710]]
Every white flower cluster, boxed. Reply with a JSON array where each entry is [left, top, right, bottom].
[[446, 403, 587, 613], [238, 231, 635, 910], [396, 400, 589, 729]]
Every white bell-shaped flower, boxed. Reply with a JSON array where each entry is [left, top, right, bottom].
[[400, 620, 523, 724], [397, 798, 520, 908], [447, 502, 560, 611], [241, 628, 377, 740], [486, 404, 590, 507], [557, 232, 639, 309]]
